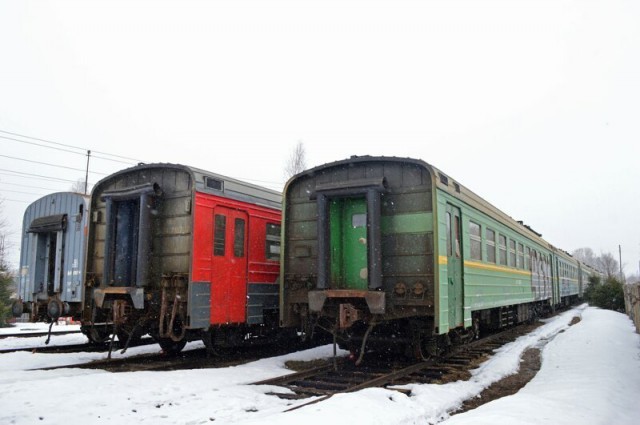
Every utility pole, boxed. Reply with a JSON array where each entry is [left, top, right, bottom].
[[84, 150, 91, 195], [619, 244, 623, 282]]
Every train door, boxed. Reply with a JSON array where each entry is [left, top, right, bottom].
[[552, 257, 560, 308], [446, 204, 463, 328], [211, 206, 249, 324], [112, 199, 140, 286], [30, 229, 64, 299], [329, 197, 368, 290]]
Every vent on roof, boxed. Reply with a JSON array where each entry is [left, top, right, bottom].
[[453, 182, 460, 193], [205, 177, 223, 191], [439, 173, 449, 186]]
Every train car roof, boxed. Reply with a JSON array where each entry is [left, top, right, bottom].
[[287, 155, 561, 254], [93, 163, 282, 210], [23, 192, 90, 216], [22, 192, 90, 232]]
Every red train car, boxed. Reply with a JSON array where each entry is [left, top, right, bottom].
[[81, 163, 282, 353]]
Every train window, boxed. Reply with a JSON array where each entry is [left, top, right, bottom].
[[498, 235, 507, 265], [440, 174, 449, 186], [486, 228, 496, 263], [446, 212, 452, 256], [205, 177, 223, 191], [352, 213, 367, 228], [525, 247, 531, 270], [508, 239, 516, 267], [265, 223, 281, 261], [234, 218, 245, 257], [454, 215, 461, 258], [214, 214, 226, 256], [517, 243, 524, 269], [469, 221, 481, 260]]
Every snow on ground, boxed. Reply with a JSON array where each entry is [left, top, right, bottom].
[[0, 306, 638, 425], [0, 322, 80, 334], [0, 322, 205, 369]]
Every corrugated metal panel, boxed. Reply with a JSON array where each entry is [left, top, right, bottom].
[[18, 193, 89, 304], [188, 281, 211, 329], [247, 283, 279, 325]]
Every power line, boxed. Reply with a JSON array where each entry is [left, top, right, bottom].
[[0, 128, 144, 163], [0, 181, 66, 192], [0, 188, 48, 196], [0, 198, 31, 204], [0, 135, 81, 156], [0, 135, 137, 165], [0, 169, 82, 184], [0, 153, 108, 175]]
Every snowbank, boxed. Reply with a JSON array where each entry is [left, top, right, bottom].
[[0, 306, 638, 425]]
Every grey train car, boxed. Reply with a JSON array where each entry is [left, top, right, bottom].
[[12, 192, 90, 322]]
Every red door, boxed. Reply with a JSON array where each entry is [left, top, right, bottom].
[[211, 207, 248, 324]]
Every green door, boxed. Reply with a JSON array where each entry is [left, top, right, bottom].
[[446, 204, 463, 328], [330, 197, 368, 289]]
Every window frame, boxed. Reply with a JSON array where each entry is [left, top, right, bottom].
[[486, 228, 496, 264], [469, 221, 482, 261], [498, 234, 507, 266], [265, 222, 281, 262], [213, 214, 226, 256], [508, 239, 516, 267], [517, 242, 524, 269], [233, 218, 245, 258]]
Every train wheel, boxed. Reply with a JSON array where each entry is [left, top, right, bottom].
[[158, 338, 187, 355], [87, 326, 111, 345], [202, 329, 236, 356], [116, 326, 144, 347]]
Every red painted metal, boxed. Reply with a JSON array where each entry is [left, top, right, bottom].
[[191, 191, 281, 326]]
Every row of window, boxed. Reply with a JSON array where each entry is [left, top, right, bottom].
[[559, 261, 578, 280], [468, 220, 551, 271], [467, 220, 581, 279], [213, 215, 281, 261]]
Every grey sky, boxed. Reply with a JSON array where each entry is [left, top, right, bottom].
[[1, 0, 639, 274]]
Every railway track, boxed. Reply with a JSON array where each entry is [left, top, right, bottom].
[[32, 340, 312, 373], [0, 337, 156, 355], [0, 330, 82, 339], [34, 348, 206, 372], [253, 322, 541, 411]]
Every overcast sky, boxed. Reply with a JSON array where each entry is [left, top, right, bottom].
[[1, 0, 639, 275]]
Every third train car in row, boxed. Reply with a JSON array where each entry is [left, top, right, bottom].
[[280, 156, 599, 361], [12, 192, 89, 323]]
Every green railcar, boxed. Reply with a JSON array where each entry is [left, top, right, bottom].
[[280, 156, 588, 357]]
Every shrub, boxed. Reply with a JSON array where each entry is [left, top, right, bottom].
[[585, 276, 625, 312]]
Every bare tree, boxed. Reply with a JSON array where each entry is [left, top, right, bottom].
[[70, 178, 91, 194], [0, 200, 15, 326], [627, 273, 640, 284], [596, 252, 619, 280], [572, 247, 597, 268], [284, 141, 307, 179]]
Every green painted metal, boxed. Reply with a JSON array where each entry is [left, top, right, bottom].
[[446, 203, 464, 329], [329, 197, 368, 289], [435, 188, 550, 334], [381, 212, 432, 235]]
